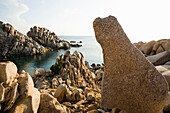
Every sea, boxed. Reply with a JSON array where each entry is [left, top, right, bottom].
[[5, 36, 103, 75]]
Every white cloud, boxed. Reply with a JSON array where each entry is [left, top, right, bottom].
[[40, 0, 45, 4], [0, 0, 29, 34]]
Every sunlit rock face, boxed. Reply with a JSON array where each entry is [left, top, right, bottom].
[[0, 21, 48, 58], [93, 15, 169, 113], [0, 21, 70, 59], [27, 26, 70, 50]]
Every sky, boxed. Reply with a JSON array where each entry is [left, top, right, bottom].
[[0, 0, 170, 42]]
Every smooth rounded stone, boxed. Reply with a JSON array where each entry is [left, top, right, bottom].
[[38, 93, 69, 113], [162, 65, 170, 70], [0, 61, 17, 85], [155, 66, 169, 73], [34, 68, 46, 76], [134, 41, 144, 49], [156, 46, 165, 54], [139, 40, 156, 55], [54, 84, 67, 103], [165, 61, 170, 65], [146, 51, 170, 66], [164, 92, 170, 112], [87, 109, 99, 113], [6, 88, 40, 113], [152, 42, 161, 51], [93, 15, 169, 113], [161, 40, 170, 51]]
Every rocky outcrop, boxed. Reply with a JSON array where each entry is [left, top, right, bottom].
[[70, 41, 82, 47], [0, 21, 48, 58], [93, 16, 169, 113], [135, 39, 170, 56], [0, 62, 40, 113], [0, 21, 71, 59], [33, 50, 105, 112], [27, 26, 70, 50]]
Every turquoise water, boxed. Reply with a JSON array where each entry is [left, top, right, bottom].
[[4, 36, 103, 75]]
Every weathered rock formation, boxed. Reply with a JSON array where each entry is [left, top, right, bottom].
[[33, 50, 104, 112], [0, 21, 48, 58], [0, 62, 40, 113], [93, 16, 169, 113], [0, 21, 71, 59], [1, 51, 170, 113], [27, 26, 70, 50]]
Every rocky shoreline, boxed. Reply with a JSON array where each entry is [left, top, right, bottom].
[[0, 51, 106, 113], [1, 16, 170, 113], [0, 21, 71, 59], [0, 49, 170, 113]]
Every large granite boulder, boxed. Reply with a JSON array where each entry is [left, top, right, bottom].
[[5, 71, 40, 113], [54, 84, 68, 103], [146, 51, 170, 66], [139, 40, 156, 55], [38, 93, 70, 113], [0, 61, 17, 85], [6, 88, 40, 113], [93, 16, 169, 113]]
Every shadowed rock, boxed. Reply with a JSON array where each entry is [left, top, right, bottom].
[[93, 16, 169, 113]]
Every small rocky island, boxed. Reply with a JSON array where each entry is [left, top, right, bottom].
[[0, 21, 70, 59], [1, 16, 170, 113]]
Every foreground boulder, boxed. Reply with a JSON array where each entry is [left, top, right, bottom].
[[6, 88, 40, 113], [38, 93, 70, 113], [0, 62, 40, 113], [93, 16, 169, 113], [0, 61, 17, 85]]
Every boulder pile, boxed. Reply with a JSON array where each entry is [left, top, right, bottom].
[[33, 50, 106, 112], [27, 26, 70, 50], [134, 39, 170, 56], [1, 50, 170, 112]]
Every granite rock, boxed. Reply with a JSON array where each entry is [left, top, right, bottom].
[[93, 15, 169, 113], [0, 61, 17, 85]]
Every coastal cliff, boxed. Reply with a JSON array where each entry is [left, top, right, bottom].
[[0, 21, 70, 59]]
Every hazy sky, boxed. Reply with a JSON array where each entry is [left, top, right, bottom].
[[0, 0, 170, 42]]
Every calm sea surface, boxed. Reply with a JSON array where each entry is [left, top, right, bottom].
[[4, 36, 103, 75]]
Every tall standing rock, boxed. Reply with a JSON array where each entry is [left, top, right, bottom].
[[93, 16, 169, 113]]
